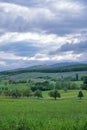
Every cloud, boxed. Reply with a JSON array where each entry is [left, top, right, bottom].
[[0, 32, 70, 49], [49, 41, 87, 55], [0, 51, 24, 60], [0, 30, 87, 47], [0, 41, 41, 57], [59, 42, 87, 53], [0, 0, 87, 70], [0, 30, 87, 65], [0, 0, 86, 34], [0, 2, 54, 33], [0, 61, 6, 66]]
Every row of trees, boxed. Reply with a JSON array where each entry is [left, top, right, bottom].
[[30, 81, 79, 91], [0, 81, 80, 95], [3, 89, 42, 98], [0, 79, 87, 95], [1, 76, 87, 91], [1, 88, 84, 100], [49, 90, 84, 100]]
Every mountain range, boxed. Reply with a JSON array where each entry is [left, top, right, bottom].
[[0, 61, 87, 76]]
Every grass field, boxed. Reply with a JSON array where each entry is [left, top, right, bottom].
[[0, 90, 87, 130], [0, 70, 87, 130]]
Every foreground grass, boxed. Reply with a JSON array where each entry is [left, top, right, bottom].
[[0, 91, 87, 130]]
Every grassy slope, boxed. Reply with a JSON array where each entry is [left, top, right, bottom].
[[0, 71, 87, 81], [0, 64, 87, 82]]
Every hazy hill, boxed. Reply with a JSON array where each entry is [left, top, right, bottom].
[[0, 63, 87, 76], [49, 62, 82, 67]]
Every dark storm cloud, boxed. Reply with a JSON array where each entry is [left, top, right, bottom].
[[49, 41, 87, 55]]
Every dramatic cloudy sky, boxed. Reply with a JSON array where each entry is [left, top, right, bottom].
[[0, 0, 87, 70]]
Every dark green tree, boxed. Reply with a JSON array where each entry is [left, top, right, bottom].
[[78, 91, 84, 99], [10, 89, 21, 98], [76, 73, 79, 81], [49, 89, 61, 100], [34, 90, 43, 98], [82, 76, 87, 90], [23, 89, 32, 97], [4, 89, 11, 96]]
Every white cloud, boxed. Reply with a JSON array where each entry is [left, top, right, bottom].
[[51, 52, 82, 61], [0, 51, 49, 61], [0, 50, 83, 63], [0, 0, 87, 70], [39, 0, 86, 20], [0, 61, 6, 66], [0, 2, 54, 20], [0, 2, 55, 32], [0, 31, 87, 49], [0, 51, 23, 60], [26, 52, 83, 62], [0, 32, 66, 48], [0, 0, 86, 33], [50, 0, 85, 13]]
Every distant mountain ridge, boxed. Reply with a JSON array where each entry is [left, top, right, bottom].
[[0, 62, 87, 76], [49, 62, 82, 67]]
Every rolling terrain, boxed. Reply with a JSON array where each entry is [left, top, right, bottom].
[[0, 63, 87, 81], [0, 63, 87, 130]]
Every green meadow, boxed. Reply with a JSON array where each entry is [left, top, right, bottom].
[[0, 90, 87, 130], [0, 69, 87, 130]]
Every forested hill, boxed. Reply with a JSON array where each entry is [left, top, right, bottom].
[[0, 64, 87, 76]]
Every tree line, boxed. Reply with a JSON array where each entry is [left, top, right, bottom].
[[1, 88, 84, 100]]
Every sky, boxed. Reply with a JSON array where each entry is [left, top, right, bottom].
[[0, 0, 87, 71]]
